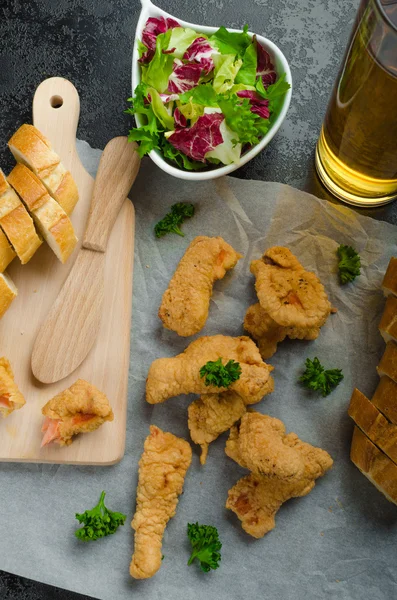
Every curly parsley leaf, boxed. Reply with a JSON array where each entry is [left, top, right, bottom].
[[299, 357, 343, 397], [337, 245, 361, 284], [199, 358, 242, 388]]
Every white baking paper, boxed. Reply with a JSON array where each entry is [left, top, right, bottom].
[[1, 140, 397, 600]]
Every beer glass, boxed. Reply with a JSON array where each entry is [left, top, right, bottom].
[[315, 0, 397, 207]]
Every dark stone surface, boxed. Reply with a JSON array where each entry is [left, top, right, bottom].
[[0, 0, 395, 598]]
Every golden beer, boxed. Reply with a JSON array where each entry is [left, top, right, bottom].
[[315, 0, 397, 206]]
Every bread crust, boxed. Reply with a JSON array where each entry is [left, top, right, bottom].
[[382, 257, 397, 297], [351, 426, 397, 505], [0, 272, 17, 319], [379, 295, 397, 344], [377, 341, 397, 384], [372, 376, 397, 424], [0, 229, 15, 272], [8, 124, 79, 215], [8, 164, 77, 264]]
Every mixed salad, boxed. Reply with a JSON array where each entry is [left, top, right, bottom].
[[127, 17, 290, 170]]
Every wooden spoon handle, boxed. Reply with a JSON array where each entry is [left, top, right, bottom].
[[83, 137, 140, 252]]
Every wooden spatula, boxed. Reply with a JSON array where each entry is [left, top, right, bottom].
[[31, 137, 140, 384]]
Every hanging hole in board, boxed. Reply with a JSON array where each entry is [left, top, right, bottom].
[[50, 95, 63, 109]]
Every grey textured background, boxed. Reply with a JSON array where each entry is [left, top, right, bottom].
[[0, 0, 396, 598]]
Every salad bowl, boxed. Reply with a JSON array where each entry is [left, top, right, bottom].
[[131, 0, 292, 180]]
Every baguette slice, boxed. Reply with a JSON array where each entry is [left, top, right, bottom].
[[0, 169, 42, 264], [377, 341, 397, 384], [8, 124, 79, 215], [0, 356, 26, 417], [372, 376, 397, 424], [8, 164, 77, 264], [348, 388, 397, 464], [379, 295, 397, 344], [0, 271, 17, 318], [350, 425, 397, 505], [382, 257, 397, 297], [0, 228, 15, 272]]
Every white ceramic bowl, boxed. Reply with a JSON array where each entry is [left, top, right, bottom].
[[131, 0, 292, 181]]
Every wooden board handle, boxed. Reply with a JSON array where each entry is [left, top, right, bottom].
[[83, 137, 140, 252], [32, 77, 81, 168]]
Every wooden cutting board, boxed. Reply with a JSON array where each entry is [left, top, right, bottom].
[[0, 77, 135, 464]]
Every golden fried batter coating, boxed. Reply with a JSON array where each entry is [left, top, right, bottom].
[[146, 335, 274, 405], [226, 415, 333, 537], [130, 426, 192, 579], [226, 413, 306, 480], [244, 303, 320, 359], [0, 357, 26, 418], [159, 236, 242, 337], [250, 246, 331, 329], [188, 392, 246, 464], [41, 379, 114, 446]]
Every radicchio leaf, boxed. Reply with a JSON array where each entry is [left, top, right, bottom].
[[159, 92, 180, 103], [236, 90, 270, 119], [168, 113, 224, 161], [168, 59, 202, 94], [182, 37, 214, 75], [139, 17, 180, 64], [256, 38, 276, 88], [174, 107, 187, 129]]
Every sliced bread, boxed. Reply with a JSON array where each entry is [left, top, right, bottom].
[[377, 341, 397, 384], [348, 388, 397, 464], [8, 164, 77, 264], [379, 295, 397, 344], [0, 272, 17, 318], [8, 124, 79, 215], [350, 425, 397, 505], [372, 376, 397, 424], [0, 169, 42, 264], [0, 228, 15, 272], [382, 257, 397, 297]]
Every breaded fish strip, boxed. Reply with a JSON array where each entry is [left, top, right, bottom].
[[159, 236, 242, 337], [188, 392, 246, 465], [0, 357, 26, 418], [130, 426, 192, 579], [146, 335, 274, 405], [250, 246, 331, 329], [226, 414, 333, 537], [244, 303, 320, 359], [226, 413, 307, 480], [41, 379, 114, 446]]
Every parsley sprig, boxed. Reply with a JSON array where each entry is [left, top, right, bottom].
[[299, 357, 343, 397], [199, 358, 242, 388]]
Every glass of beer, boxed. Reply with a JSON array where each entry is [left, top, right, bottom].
[[315, 0, 397, 207]]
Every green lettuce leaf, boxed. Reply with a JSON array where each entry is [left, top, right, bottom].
[[137, 39, 148, 59], [235, 41, 257, 86], [142, 30, 174, 92], [179, 84, 218, 107], [213, 54, 243, 94], [255, 72, 291, 117], [126, 83, 163, 157], [205, 113, 242, 164], [217, 94, 269, 146], [167, 27, 204, 58], [210, 24, 251, 57], [147, 87, 174, 130], [177, 100, 205, 124]]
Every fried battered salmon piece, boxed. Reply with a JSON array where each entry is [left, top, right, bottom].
[[41, 379, 114, 447], [159, 236, 242, 337], [226, 417, 333, 537], [188, 392, 246, 464], [130, 426, 192, 579], [226, 413, 307, 480], [250, 246, 331, 329], [244, 303, 320, 359], [146, 335, 274, 405], [0, 357, 26, 418]]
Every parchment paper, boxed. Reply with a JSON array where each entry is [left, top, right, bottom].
[[1, 140, 397, 600]]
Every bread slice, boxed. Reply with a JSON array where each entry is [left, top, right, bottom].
[[350, 426, 397, 505], [0, 228, 15, 272], [372, 376, 397, 424], [382, 257, 397, 297], [0, 169, 42, 264], [8, 164, 77, 264], [348, 388, 397, 464], [0, 271, 17, 318], [8, 124, 79, 215], [377, 341, 397, 384], [379, 295, 397, 344]]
